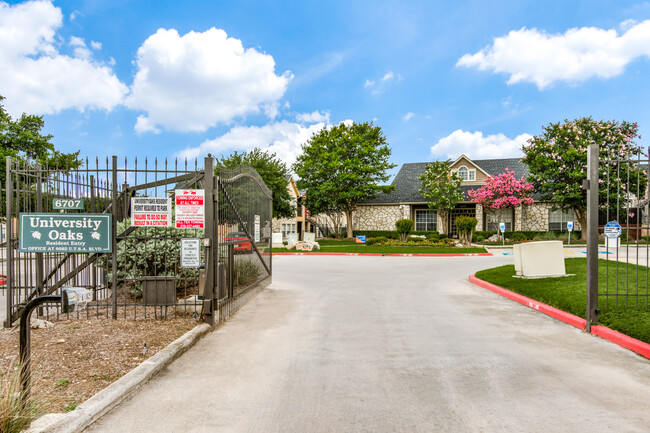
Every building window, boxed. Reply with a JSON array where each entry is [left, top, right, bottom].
[[457, 166, 475, 181], [486, 209, 513, 231], [548, 209, 574, 231], [415, 209, 437, 231]]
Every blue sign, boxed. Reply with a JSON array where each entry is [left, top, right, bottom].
[[499, 222, 506, 232], [355, 235, 367, 244], [604, 221, 622, 239], [567, 221, 574, 231]]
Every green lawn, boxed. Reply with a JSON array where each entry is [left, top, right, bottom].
[[273, 245, 487, 254], [475, 257, 650, 344]]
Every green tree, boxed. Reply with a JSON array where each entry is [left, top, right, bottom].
[[0, 95, 80, 185], [293, 121, 396, 238], [522, 117, 647, 240], [214, 148, 293, 219], [418, 160, 464, 234]]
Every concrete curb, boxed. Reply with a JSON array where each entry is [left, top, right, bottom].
[[469, 274, 586, 330], [469, 274, 650, 360], [27, 323, 212, 433], [274, 252, 492, 257]]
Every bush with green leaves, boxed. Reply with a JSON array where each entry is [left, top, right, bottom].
[[231, 257, 263, 289], [99, 219, 203, 297], [1, 366, 44, 433], [455, 216, 478, 245], [366, 236, 388, 245], [395, 219, 414, 242]]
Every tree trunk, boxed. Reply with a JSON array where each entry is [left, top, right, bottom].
[[345, 209, 354, 238], [575, 207, 587, 241], [440, 210, 448, 234]]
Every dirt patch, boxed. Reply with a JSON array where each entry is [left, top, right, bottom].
[[0, 315, 199, 413]]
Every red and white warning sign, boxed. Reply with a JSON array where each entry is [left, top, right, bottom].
[[131, 197, 172, 227], [175, 189, 205, 229]]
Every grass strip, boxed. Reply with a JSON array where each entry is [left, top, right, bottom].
[[475, 257, 650, 344]]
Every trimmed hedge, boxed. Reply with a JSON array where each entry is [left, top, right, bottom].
[[472, 230, 583, 243], [353, 230, 442, 239]]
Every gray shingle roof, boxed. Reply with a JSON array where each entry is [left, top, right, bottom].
[[363, 157, 529, 204]]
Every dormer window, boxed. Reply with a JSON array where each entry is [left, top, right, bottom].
[[457, 166, 475, 181]]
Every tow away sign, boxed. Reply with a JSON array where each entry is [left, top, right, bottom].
[[175, 190, 205, 229]]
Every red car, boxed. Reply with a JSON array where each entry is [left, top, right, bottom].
[[224, 232, 252, 253], [0, 275, 6, 286]]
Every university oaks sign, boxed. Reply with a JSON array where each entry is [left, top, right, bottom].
[[19, 213, 112, 253]]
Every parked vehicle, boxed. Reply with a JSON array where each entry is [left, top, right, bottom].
[[224, 232, 252, 253], [0, 274, 6, 286]]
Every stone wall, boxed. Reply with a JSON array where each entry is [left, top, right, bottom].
[[353, 205, 403, 231], [520, 203, 583, 231]]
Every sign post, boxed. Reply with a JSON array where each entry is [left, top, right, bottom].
[[499, 222, 506, 246], [567, 221, 574, 245]]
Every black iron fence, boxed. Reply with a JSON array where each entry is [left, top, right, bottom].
[[585, 144, 650, 329], [2, 156, 272, 326]]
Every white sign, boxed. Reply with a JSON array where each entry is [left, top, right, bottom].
[[180, 238, 201, 268], [131, 197, 172, 227], [499, 222, 506, 232], [567, 221, 574, 231], [254, 215, 260, 242], [175, 190, 205, 229]]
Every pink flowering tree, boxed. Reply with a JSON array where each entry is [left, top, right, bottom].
[[522, 117, 647, 240], [468, 169, 535, 228]]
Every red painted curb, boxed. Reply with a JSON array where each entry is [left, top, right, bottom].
[[591, 325, 650, 360], [272, 252, 492, 257], [468, 274, 587, 330]]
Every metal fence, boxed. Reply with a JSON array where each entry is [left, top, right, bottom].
[[585, 144, 650, 329], [2, 156, 272, 327]]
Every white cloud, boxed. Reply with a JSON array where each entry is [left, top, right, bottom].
[[382, 71, 395, 82], [177, 120, 326, 166], [126, 27, 292, 133], [430, 130, 532, 159], [296, 110, 330, 123], [0, 1, 127, 116], [457, 20, 650, 89], [364, 79, 375, 88], [402, 112, 414, 122], [90, 41, 102, 50]]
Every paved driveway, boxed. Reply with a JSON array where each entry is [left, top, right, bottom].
[[85, 255, 650, 432]]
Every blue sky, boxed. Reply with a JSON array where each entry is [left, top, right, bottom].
[[2, 0, 650, 178]]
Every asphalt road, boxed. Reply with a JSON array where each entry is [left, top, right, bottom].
[[80, 255, 650, 432]]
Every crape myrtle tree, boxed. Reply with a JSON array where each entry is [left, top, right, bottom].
[[418, 160, 464, 234], [293, 121, 396, 239], [522, 117, 647, 241], [468, 168, 534, 230], [214, 148, 294, 219]]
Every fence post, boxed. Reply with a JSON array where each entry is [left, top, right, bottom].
[[203, 157, 215, 326], [586, 142, 599, 331], [111, 156, 118, 319], [4, 156, 13, 328]]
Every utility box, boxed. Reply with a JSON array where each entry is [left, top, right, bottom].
[[514, 241, 566, 278], [142, 276, 176, 306]]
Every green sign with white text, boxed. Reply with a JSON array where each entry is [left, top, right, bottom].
[[19, 213, 112, 253]]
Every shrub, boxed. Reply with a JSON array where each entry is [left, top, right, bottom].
[[455, 216, 478, 245], [98, 219, 203, 297], [367, 236, 387, 246], [230, 258, 262, 289], [395, 219, 414, 242]]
